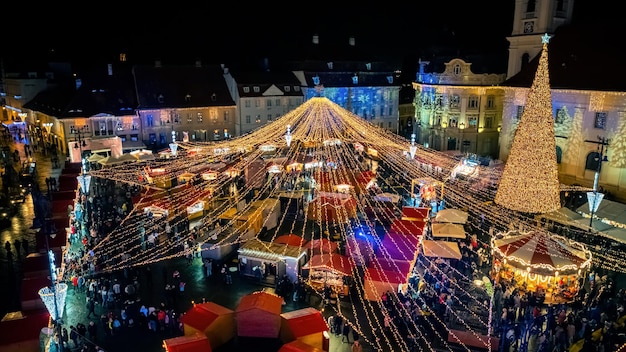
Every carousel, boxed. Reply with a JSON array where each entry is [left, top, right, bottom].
[[491, 229, 592, 303]]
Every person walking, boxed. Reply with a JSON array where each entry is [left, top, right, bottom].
[[86, 297, 97, 318]]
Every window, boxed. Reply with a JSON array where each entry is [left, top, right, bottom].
[[388, 122, 392, 128], [449, 95, 460, 108], [243, 87, 250, 93], [526, 0, 536, 12], [486, 95, 495, 109], [284, 86, 290, 92], [453, 64, 461, 75], [275, 99, 281, 106], [146, 114, 154, 127], [131, 134, 139, 142], [556, 146, 562, 164], [267, 114, 273, 121], [245, 115, 251, 124], [484, 115, 494, 128], [253, 86, 260, 93], [159, 132, 166, 145], [210, 109, 217, 122], [467, 115, 478, 127], [468, 96, 479, 109], [585, 152, 601, 171], [131, 122, 138, 130], [187, 113, 193, 124], [594, 112, 607, 129], [116, 121, 123, 131], [294, 86, 300, 92], [255, 99, 261, 108], [157, 94, 164, 104], [197, 112, 203, 123], [119, 135, 127, 142], [266, 99, 272, 108], [223, 111, 229, 122], [516, 106, 524, 120], [149, 133, 156, 143], [245, 100, 251, 108]]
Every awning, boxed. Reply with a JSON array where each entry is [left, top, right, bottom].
[[431, 222, 466, 239], [421, 240, 462, 260]]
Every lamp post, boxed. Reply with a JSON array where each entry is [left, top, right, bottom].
[[71, 126, 89, 229], [459, 122, 466, 154], [38, 218, 67, 352], [587, 136, 610, 228]]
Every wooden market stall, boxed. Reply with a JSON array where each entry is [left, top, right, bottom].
[[431, 222, 466, 240], [421, 240, 462, 260], [280, 307, 329, 350], [306, 238, 338, 255], [302, 253, 355, 294], [238, 239, 308, 283], [434, 208, 469, 224], [236, 291, 284, 338], [180, 302, 235, 350], [363, 266, 410, 301], [163, 332, 212, 352], [307, 192, 357, 223]]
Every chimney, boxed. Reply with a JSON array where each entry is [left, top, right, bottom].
[[349, 36, 355, 46], [108, 64, 113, 76], [312, 34, 319, 45]]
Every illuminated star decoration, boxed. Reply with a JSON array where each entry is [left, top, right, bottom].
[[541, 33, 552, 44]]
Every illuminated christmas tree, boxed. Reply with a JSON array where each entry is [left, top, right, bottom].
[[495, 34, 561, 214], [562, 107, 584, 169], [609, 117, 626, 168]]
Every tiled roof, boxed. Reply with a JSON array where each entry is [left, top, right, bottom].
[[133, 63, 235, 109], [302, 71, 400, 88], [503, 23, 626, 92], [229, 70, 303, 98]]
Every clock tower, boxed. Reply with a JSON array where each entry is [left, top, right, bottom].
[[506, 0, 576, 79]]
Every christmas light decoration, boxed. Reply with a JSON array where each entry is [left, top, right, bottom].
[[495, 34, 561, 214], [38, 283, 68, 321]]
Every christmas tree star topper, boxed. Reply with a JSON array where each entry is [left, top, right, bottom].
[[541, 33, 552, 44]]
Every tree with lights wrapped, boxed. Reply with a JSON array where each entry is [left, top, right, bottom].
[[495, 34, 561, 214], [609, 117, 626, 168], [562, 107, 585, 174]]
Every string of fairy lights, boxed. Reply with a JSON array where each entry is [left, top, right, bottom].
[[75, 50, 626, 352]]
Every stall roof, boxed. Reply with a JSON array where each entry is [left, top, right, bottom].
[[364, 267, 408, 284], [303, 253, 355, 276], [422, 240, 462, 260], [181, 302, 233, 332], [434, 208, 469, 224], [280, 307, 328, 338], [238, 239, 308, 262], [577, 199, 626, 228], [431, 222, 466, 239], [236, 291, 283, 314]]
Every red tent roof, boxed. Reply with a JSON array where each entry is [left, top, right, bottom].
[[390, 219, 426, 236], [181, 302, 233, 332], [20, 275, 51, 304], [365, 267, 408, 284], [278, 339, 324, 352], [280, 307, 328, 338], [303, 253, 355, 276], [274, 234, 309, 247], [402, 206, 430, 220], [368, 257, 413, 274], [236, 291, 283, 315], [0, 310, 50, 346], [163, 332, 212, 352], [306, 238, 338, 253]]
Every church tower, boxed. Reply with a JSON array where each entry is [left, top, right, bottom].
[[506, 0, 575, 79]]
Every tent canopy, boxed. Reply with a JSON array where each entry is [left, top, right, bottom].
[[492, 230, 592, 274], [421, 240, 462, 260], [306, 238, 338, 253], [431, 222, 466, 239], [434, 208, 469, 224], [303, 253, 354, 277], [274, 234, 309, 247]]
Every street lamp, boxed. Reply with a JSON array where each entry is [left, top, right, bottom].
[[587, 136, 610, 228], [71, 126, 90, 229], [459, 122, 465, 154], [38, 219, 67, 352]]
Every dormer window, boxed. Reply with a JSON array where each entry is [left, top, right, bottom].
[[313, 76, 320, 85], [243, 87, 250, 93], [157, 94, 165, 103], [327, 62, 333, 70], [453, 64, 461, 75], [284, 86, 291, 92], [185, 94, 191, 102], [366, 63, 372, 70], [352, 75, 358, 85], [253, 86, 260, 93], [386, 76, 393, 84], [211, 93, 216, 101], [294, 86, 300, 92]]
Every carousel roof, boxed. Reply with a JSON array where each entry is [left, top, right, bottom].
[[492, 230, 592, 273]]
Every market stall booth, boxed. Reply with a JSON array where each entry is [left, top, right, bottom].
[[238, 239, 308, 283], [302, 253, 354, 295], [236, 291, 284, 338], [491, 230, 592, 303], [306, 238, 338, 255], [431, 222, 466, 240], [421, 240, 462, 260], [163, 332, 212, 352], [180, 302, 235, 350], [345, 234, 377, 267], [280, 307, 329, 350], [434, 208, 469, 224], [274, 234, 309, 248]]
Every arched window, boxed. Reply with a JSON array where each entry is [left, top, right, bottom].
[[526, 0, 536, 12], [585, 152, 600, 171], [556, 146, 562, 164]]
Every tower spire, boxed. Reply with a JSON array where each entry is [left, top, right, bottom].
[[495, 34, 561, 214]]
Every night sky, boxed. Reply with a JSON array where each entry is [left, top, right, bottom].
[[2, 0, 616, 71]]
